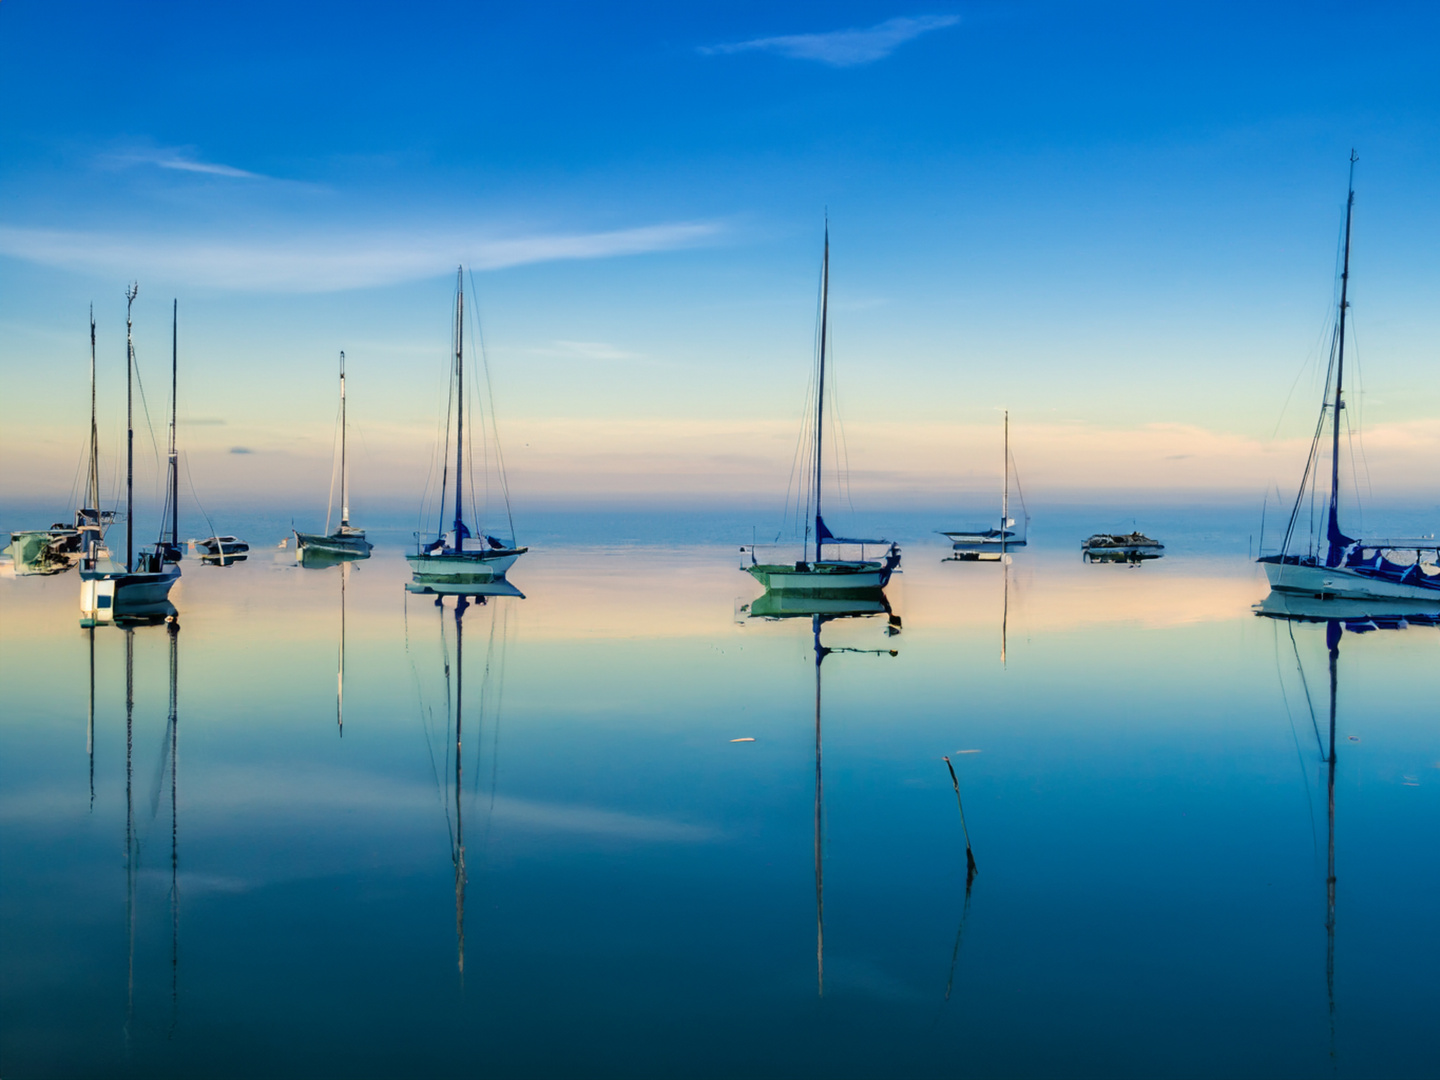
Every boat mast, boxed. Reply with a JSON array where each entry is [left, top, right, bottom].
[[453, 268, 465, 553], [1001, 410, 1009, 555], [339, 351, 349, 530], [88, 306, 100, 513], [170, 300, 179, 551], [125, 284, 138, 572], [814, 225, 829, 564], [1326, 151, 1357, 568]]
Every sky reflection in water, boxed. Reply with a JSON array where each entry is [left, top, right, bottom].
[[3, 520, 1439, 1079]]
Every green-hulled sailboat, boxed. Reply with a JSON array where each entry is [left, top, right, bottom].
[[407, 267, 526, 593], [745, 224, 900, 596], [295, 350, 372, 561]]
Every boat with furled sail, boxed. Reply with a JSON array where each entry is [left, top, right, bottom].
[[296, 350, 372, 560], [408, 268, 526, 592], [940, 409, 1028, 560], [1260, 152, 1440, 601], [743, 223, 900, 595], [79, 287, 181, 624]]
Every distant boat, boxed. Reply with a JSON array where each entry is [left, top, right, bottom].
[[1260, 153, 1440, 602], [6, 308, 115, 575], [1082, 532, 1165, 562], [80, 287, 181, 623], [193, 535, 249, 558], [295, 350, 372, 560], [940, 409, 1028, 560], [744, 223, 900, 595], [408, 267, 527, 592]]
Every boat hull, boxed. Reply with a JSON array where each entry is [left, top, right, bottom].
[[407, 548, 526, 584], [1262, 559, 1440, 602], [295, 530, 372, 558], [747, 561, 890, 594], [80, 564, 181, 622]]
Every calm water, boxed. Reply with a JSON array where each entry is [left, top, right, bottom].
[[3, 512, 1439, 1078]]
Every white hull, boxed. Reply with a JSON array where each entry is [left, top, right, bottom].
[[1263, 560, 1440, 602], [407, 550, 522, 583], [80, 565, 181, 621]]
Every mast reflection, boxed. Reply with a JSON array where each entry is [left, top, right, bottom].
[[1256, 591, 1440, 1062], [742, 592, 899, 996], [407, 580, 522, 977]]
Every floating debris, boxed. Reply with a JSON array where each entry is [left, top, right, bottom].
[[730, 737, 755, 743]]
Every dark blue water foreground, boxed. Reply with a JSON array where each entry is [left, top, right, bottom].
[[3, 513, 1438, 1078]]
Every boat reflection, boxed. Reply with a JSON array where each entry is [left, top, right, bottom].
[[742, 592, 899, 996], [408, 582, 519, 977], [1255, 591, 1440, 1060]]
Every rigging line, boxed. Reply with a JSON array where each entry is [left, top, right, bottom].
[[1280, 321, 1339, 557], [403, 592, 450, 816], [828, 340, 855, 514], [1272, 622, 1321, 860], [180, 452, 219, 544], [325, 398, 342, 536], [1347, 314, 1374, 502], [1288, 621, 1327, 758], [468, 269, 518, 544]]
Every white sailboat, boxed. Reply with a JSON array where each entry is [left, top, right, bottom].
[[79, 286, 181, 623], [296, 350, 372, 560], [940, 410, 1028, 559], [1260, 153, 1440, 602], [745, 223, 901, 595], [408, 268, 526, 593]]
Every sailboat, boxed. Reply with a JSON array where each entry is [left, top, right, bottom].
[[940, 410, 1028, 559], [5, 308, 117, 575], [1260, 153, 1440, 601], [79, 286, 181, 624], [296, 351, 372, 560], [409, 268, 527, 593], [745, 224, 901, 595]]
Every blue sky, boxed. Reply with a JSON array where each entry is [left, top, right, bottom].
[[2, 1, 1439, 517]]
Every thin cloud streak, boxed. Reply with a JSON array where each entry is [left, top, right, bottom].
[[102, 145, 267, 179], [701, 15, 959, 67], [0, 220, 722, 292]]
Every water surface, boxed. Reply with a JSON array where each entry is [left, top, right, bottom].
[[3, 515, 1438, 1078]]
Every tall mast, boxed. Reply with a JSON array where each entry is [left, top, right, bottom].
[[88, 306, 100, 512], [1326, 151, 1358, 568], [453, 268, 465, 553], [339, 351, 349, 529], [170, 300, 179, 550], [1001, 410, 1010, 554], [125, 284, 138, 572], [814, 225, 829, 564]]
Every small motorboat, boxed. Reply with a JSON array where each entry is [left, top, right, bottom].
[[1082, 532, 1165, 563], [194, 535, 249, 557]]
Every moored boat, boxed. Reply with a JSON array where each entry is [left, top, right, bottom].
[[1082, 531, 1165, 562], [407, 267, 526, 591], [80, 286, 181, 623], [296, 351, 373, 560], [941, 410, 1028, 559], [1259, 153, 1440, 603], [744, 223, 900, 595]]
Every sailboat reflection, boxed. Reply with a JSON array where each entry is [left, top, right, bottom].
[[408, 583, 520, 977], [118, 615, 182, 1047], [742, 596, 899, 996], [298, 553, 357, 736], [1256, 592, 1440, 1058]]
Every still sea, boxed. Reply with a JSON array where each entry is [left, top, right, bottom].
[[2, 507, 1438, 1079]]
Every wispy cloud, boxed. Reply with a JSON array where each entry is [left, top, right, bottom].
[[0, 220, 722, 292], [529, 340, 641, 362], [102, 145, 266, 180], [701, 14, 959, 67]]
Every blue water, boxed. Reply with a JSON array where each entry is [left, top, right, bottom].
[[2, 511, 1439, 1078]]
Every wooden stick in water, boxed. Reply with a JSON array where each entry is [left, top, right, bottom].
[[943, 756, 978, 879]]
